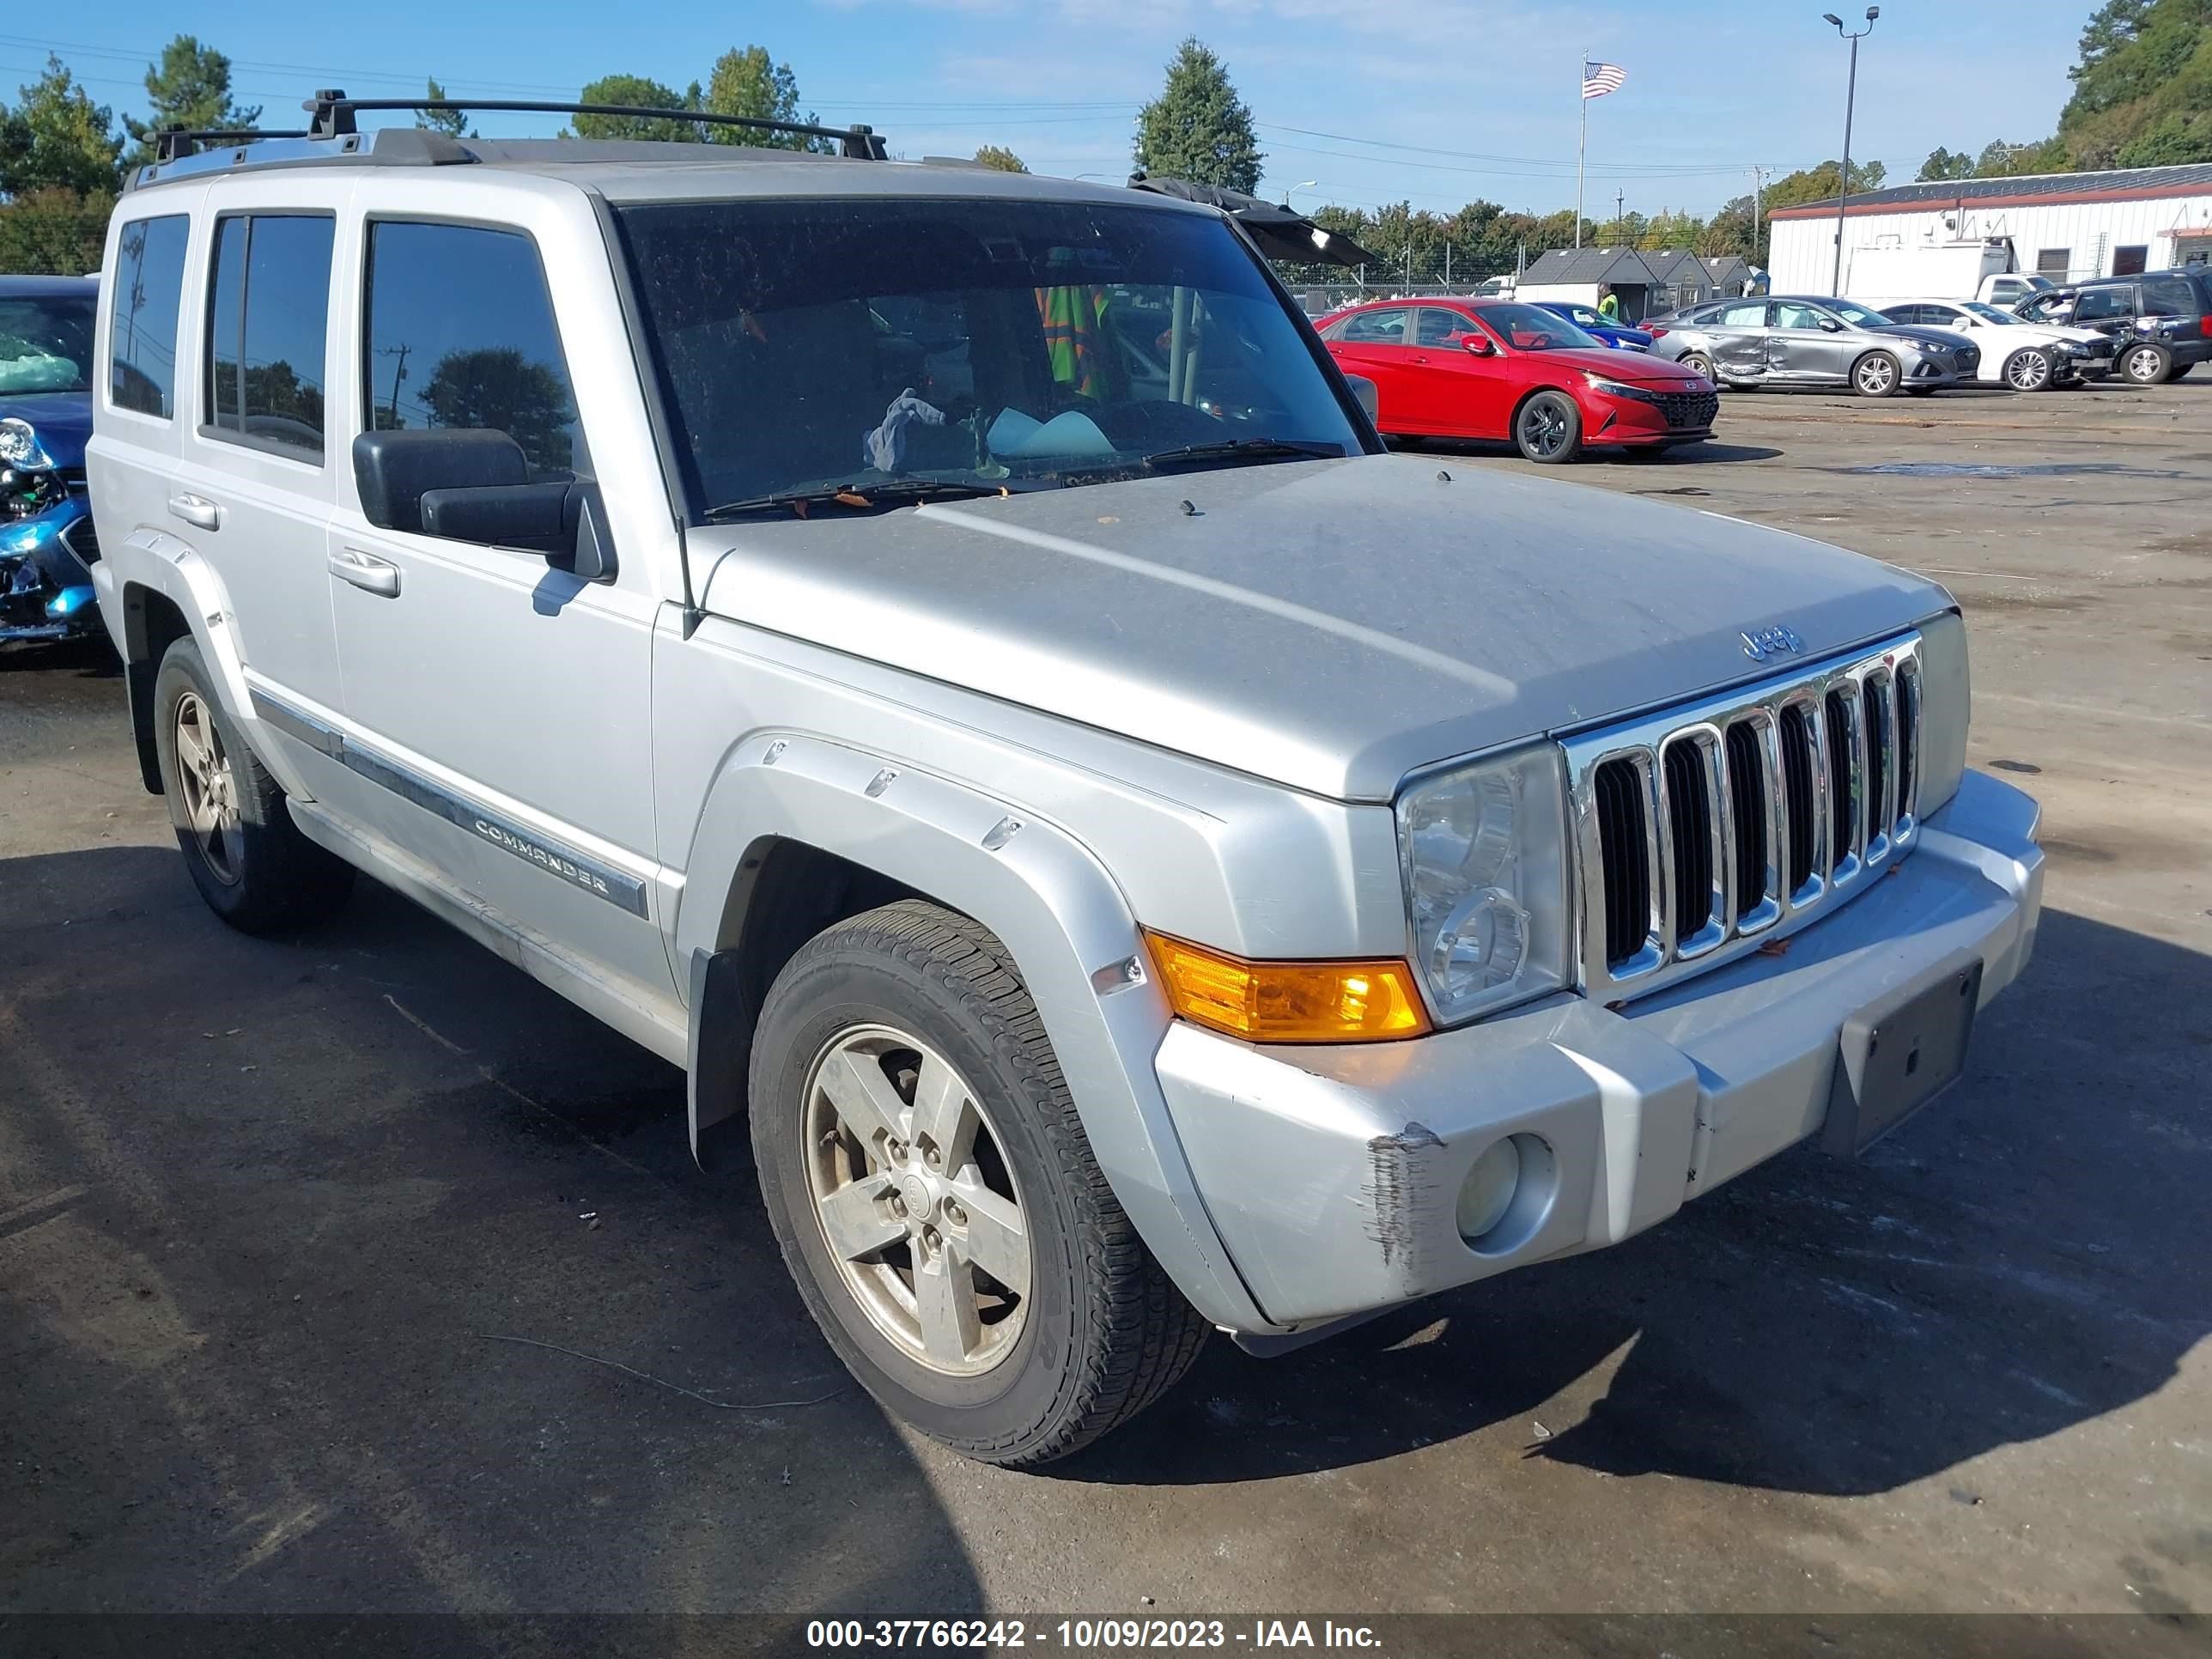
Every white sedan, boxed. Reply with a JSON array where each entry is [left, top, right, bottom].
[[1875, 297, 2118, 390]]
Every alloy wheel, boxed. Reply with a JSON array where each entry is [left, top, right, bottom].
[[1517, 398, 1572, 459], [802, 1024, 1031, 1376], [173, 690, 243, 884], [1855, 355, 1898, 395], [2005, 350, 2051, 392], [1683, 353, 1714, 381], [2124, 345, 2166, 384]]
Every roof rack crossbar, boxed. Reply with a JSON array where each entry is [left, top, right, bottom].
[[302, 90, 888, 159], [151, 127, 313, 164]]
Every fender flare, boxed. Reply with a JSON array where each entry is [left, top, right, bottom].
[[674, 731, 1274, 1334]]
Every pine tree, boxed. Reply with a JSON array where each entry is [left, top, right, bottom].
[[121, 36, 259, 169], [1133, 38, 1262, 194], [415, 78, 472, 140]]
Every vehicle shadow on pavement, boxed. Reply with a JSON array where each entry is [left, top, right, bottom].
[[1061, 908, 2211, 1499], [0, 848, 981, 1624]]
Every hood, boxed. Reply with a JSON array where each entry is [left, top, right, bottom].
[[1873, 325, 1974, 354], [0, 391, 91, 468], [1534, 347, 1702, 383], [690, 454, 1948, 801]]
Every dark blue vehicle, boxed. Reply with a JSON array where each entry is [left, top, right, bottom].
[[1532, 299, 1653, 352], [0, 276, 100, 643]]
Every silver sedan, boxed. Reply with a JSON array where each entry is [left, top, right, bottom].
[[1646, 295, 1979, 398]]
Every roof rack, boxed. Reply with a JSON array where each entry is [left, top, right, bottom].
[[302, 88, 889, 159], [151, 128, 313, 164]]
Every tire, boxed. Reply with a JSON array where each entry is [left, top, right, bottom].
[[1680, 352, 1715, 382], [152, 638, 355, 934], [749, 899, 1207, 1467], [2002, 348, 2055, 392], [1851, 351, 1902, 398], [2121, 342, 2172, 386], [1513, 390, 1583, 463]]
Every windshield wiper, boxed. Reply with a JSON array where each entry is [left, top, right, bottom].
[[702, 478, 1017, 521], [1138, 437, 1345, 471]]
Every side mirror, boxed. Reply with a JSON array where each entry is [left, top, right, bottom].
[[1344, 373, 1380, 422], [352, 428, 613, 580], [1461, 332, 1496, 356], [1819, 318, 1844, 332]]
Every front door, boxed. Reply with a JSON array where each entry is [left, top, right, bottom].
[[1765, 301, 1846, 381], [325, 213, 672, 1004]]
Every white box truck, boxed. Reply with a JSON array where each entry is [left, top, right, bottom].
[[1844, 241, 2014, 306]]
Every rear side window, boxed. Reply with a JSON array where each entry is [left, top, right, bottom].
[[362, 222, 581, 477], [1340, 307, 1409, 344], [2140, 274, 2201, 317], [108, 215, 190, 417], [206, 213, 334, 459], [1718, 301, 1767, 327]]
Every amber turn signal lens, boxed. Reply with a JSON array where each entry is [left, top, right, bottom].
[[1141, 931, 1431, 1043]]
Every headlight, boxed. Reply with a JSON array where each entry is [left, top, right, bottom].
[[1583, 376, 1657, 402], [1396, 745, 1571, 1024], [0, 418, 50, 469]]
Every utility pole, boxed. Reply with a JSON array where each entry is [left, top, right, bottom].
[[1823, 8, 1879, 295], [1751, 164, 1771, 267], [1576, 48, 1588, 250], [1614, 187, 1626, 243], [374, 343, 411, 428]]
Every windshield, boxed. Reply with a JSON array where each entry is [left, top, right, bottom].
[[1963, 302, 2021, 325], [1473, 303, 1601, 351], [0, 295, 94, 395], [1826, 300, 1889, 328], [612, 198, 1364, 514]]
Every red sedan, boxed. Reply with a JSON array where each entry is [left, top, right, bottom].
[[1318, 298, 1718, 464]]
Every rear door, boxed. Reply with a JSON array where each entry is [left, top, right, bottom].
[[1705, 300, 1771, 380], [325, 206, 672, 1006], [1322, 307, 1417, 428]]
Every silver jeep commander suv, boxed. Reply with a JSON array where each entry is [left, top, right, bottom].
[[88, 94, 2043, 1466]]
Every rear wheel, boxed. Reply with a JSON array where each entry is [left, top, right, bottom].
[[750, 900, 1207, 1467], [2002, 348, 2055, 392], [1513, 390, 1583, 463], [153, 638, 354, 934], [1851, 351, 1902, 398], [2122, 342, 2172, 385]]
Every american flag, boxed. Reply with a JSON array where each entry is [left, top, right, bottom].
[[1583, 61, 1626, 99]]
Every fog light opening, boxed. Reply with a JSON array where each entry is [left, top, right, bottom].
[[1456, 1133, 1558, 1255]]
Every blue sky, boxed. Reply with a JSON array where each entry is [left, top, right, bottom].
[[13, 1, 2093, 216]]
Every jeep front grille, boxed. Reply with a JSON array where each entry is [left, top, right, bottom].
[[1564, 633, 1923, 1002]]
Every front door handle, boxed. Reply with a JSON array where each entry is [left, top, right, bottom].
[[167, 493, 222, 532], [329, 547, 400, 599]]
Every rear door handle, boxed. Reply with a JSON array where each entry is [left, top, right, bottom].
[[329, 547, 400, 599], [167, 493, 222, 532]]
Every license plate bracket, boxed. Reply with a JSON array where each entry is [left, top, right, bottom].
[[1821, 949, 1984, 1158]]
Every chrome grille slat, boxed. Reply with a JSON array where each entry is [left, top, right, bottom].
[[1566, 632, 1924, 1004]]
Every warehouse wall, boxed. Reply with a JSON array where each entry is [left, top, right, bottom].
[[1770, 191, 2212, 293]]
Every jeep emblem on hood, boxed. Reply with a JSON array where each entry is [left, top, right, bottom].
[[1741, 624, 1806, 662]]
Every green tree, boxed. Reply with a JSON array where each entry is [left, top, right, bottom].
[[122, 36, 259, 169], [702, 46, 825, 149], [0, 57, 122, 198], [0, 186, 112, 274], [972, 143, 1027, 173], [1133, 37, 1262, 193], [415, 77, 473, 140], [570, 74, 701, 142], [2057, 0, 2212, 167], [1917, 145, 1978, 181]]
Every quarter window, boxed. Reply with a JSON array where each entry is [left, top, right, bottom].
[[362, 222, 583, 477], [108, 215, 190, 417], [206, 214, 334, 459]]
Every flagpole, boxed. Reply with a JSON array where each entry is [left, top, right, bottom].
[[1576, 52, 1587, 250]]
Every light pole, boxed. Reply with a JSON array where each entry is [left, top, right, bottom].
[[1823, 7, 1877, 295], [1286, 179, 1318, 206]]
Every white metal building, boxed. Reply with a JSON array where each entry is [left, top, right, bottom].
[[1767, 162, 2212, 293]]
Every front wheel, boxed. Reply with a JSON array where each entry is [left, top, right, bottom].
[[152, 638, 355, 934], [1513, 390, 1583, 463], [1680, 352, 1716, 382], [2122, 342, 2172, 385], [2002, 348, 2055, 392], [1852, 351, 1902, 398], [750, 900, 1208, 1467]]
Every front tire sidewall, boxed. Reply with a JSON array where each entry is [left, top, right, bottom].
[[1853, 352, 1902, 398], [1515, 391, 1583, 463], [750, 934, 1094, 1459], [2124, 343, 2172, 385], [2004, 349, 2053, 392]]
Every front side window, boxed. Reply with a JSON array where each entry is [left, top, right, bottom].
[[206, 214, 334, 458], [108, 216, 189, 415], [1772, 301, 1831, 331], [2072, 287, 2130, 322], [614, 198, 1364, 515], [1414, 307, 1473, 345], [362, 222, 582, 477]]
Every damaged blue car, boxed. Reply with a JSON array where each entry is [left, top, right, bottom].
[[0, 275, 100, 644]]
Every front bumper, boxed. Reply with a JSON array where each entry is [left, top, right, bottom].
[[1157, 769, 2041, 1331], [0, 498, 98, 641]]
